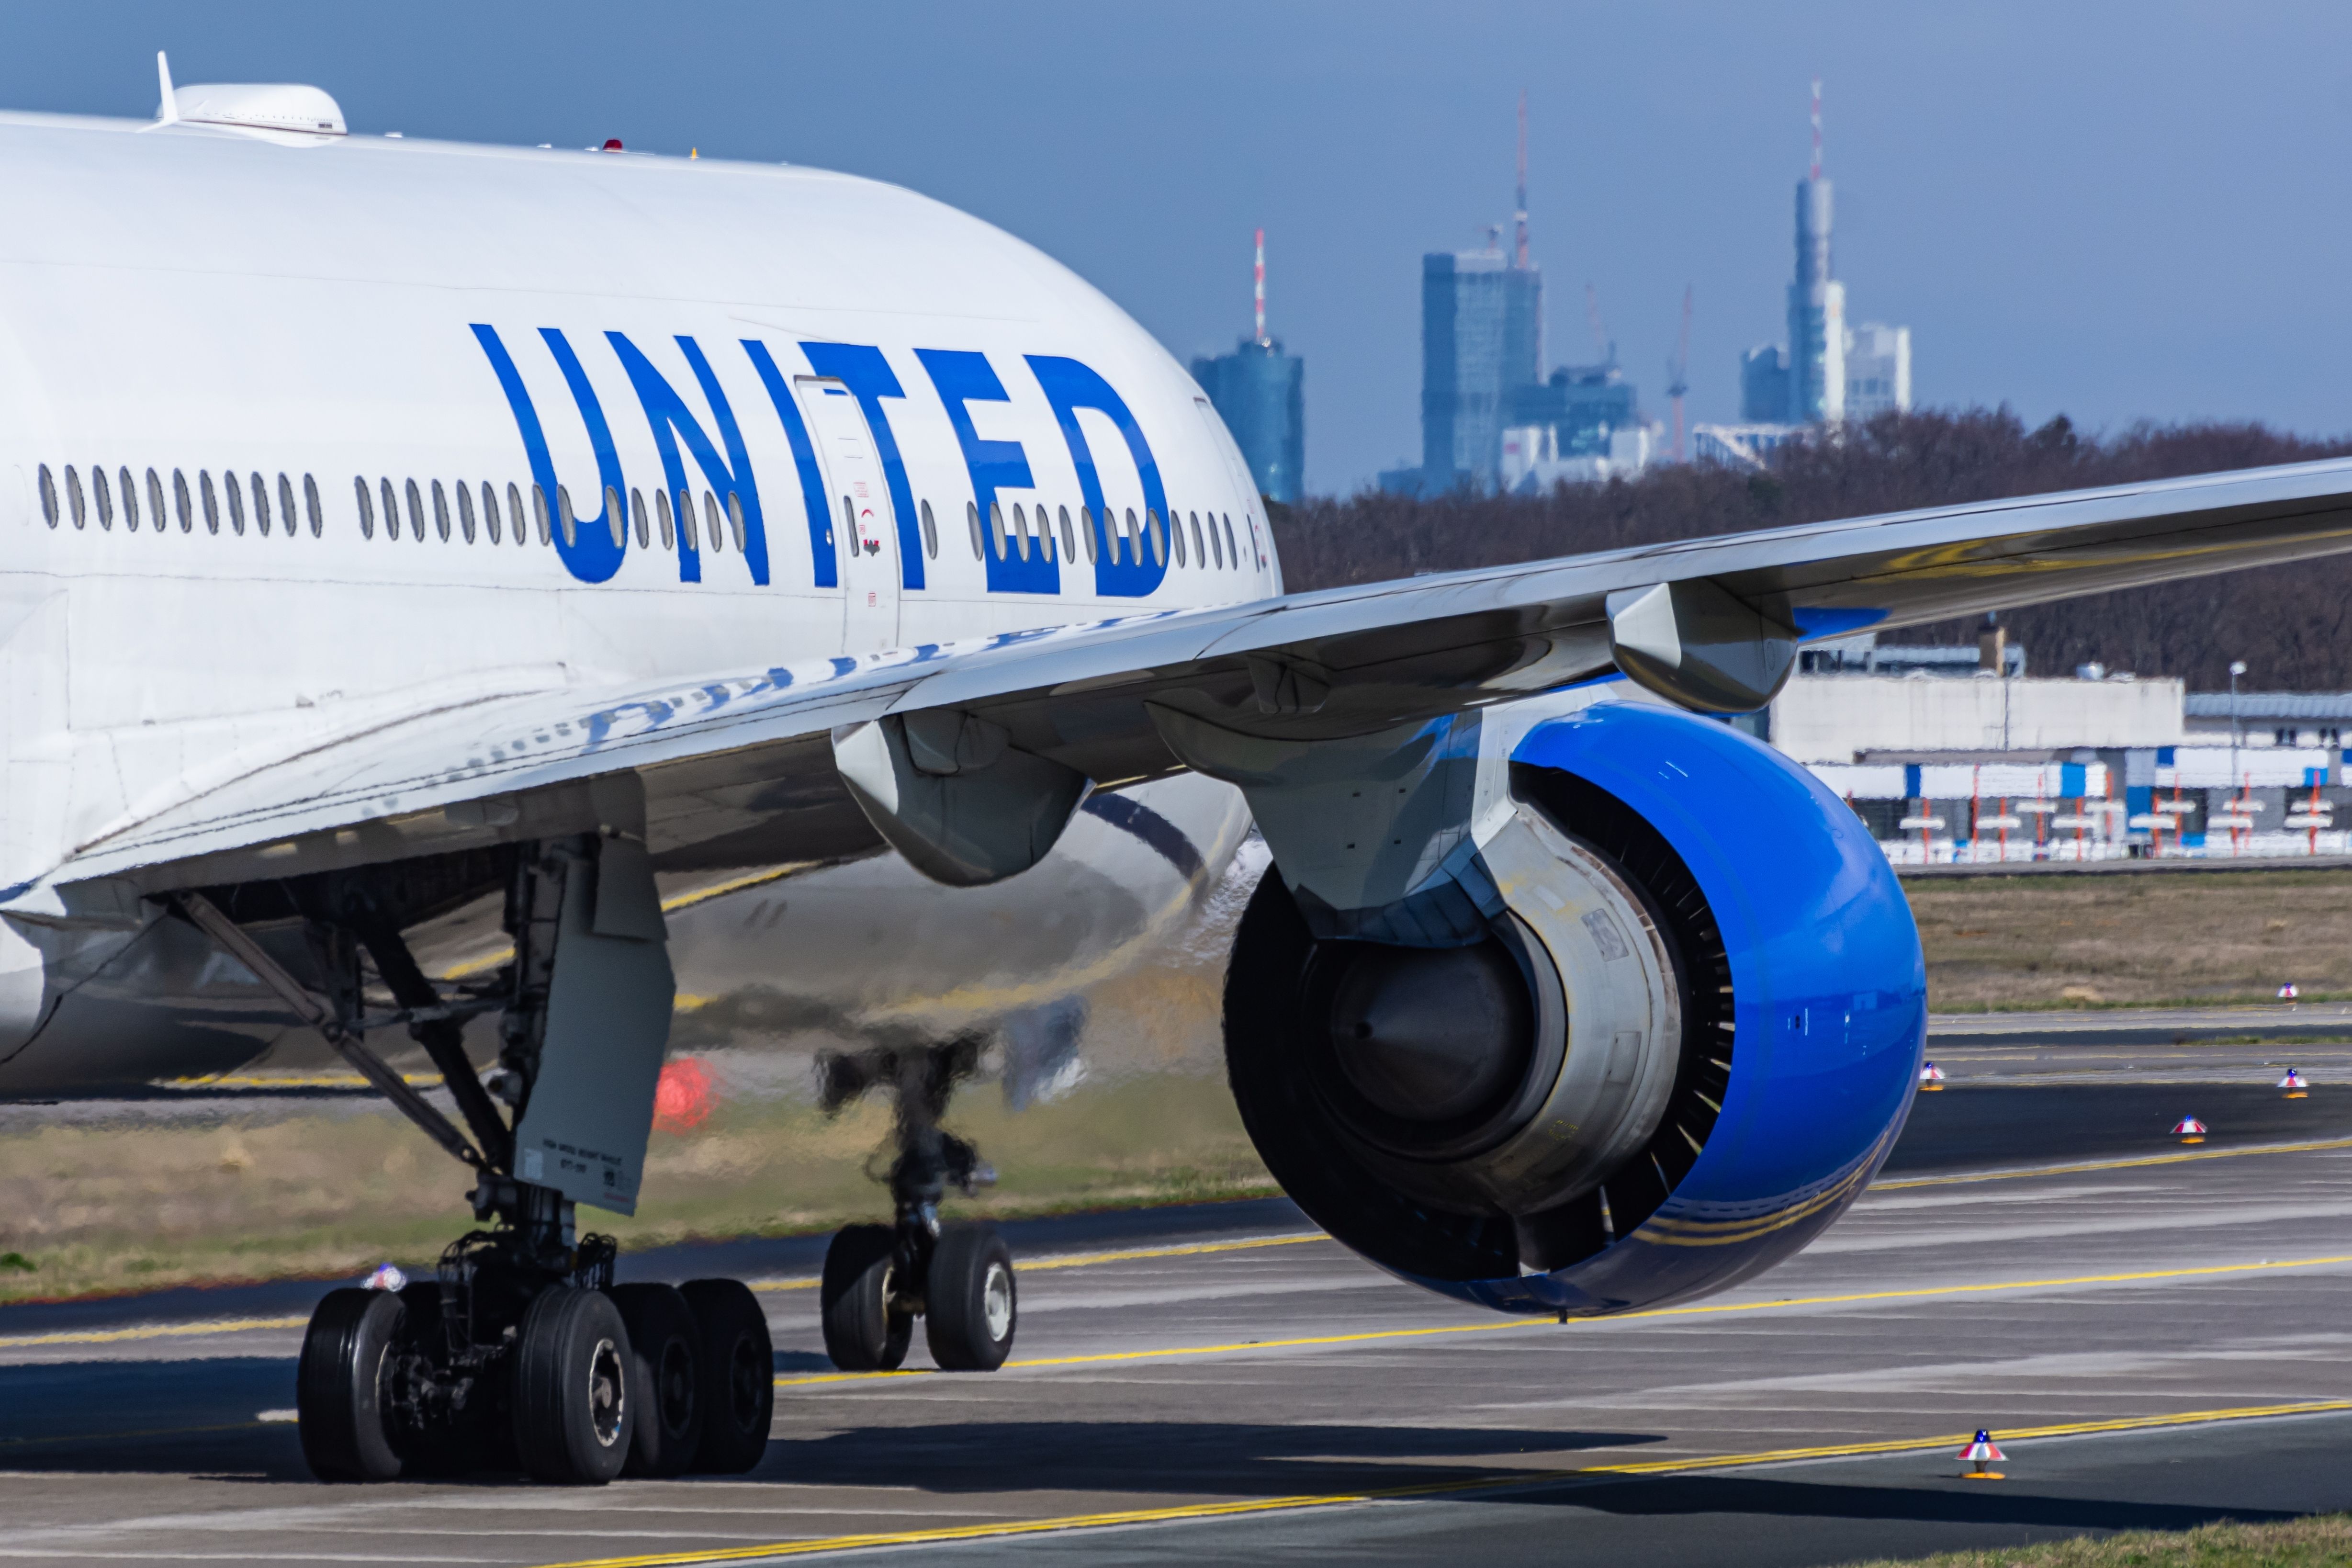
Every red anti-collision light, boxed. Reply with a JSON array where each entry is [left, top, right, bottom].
[[602, 138, 623, 152]]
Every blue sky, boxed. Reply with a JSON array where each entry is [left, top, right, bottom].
[[8, 3, 2350, 494]]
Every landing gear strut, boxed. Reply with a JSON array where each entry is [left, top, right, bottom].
[[180, 833, 773, 1484], [816, 1041, 1019, 1373]]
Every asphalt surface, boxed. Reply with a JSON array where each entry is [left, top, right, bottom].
[[8, 1024, 2352, 1566]]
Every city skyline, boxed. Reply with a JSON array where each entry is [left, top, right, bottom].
[[6, 4, 2348, 496]]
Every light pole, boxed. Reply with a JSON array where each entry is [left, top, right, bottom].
[[2230, 660, 2248, 842]]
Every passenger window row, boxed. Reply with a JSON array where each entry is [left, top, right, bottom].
[[38, 463, 325, 539], [960, 501, 1246, 573], [40, 463, 1258, 584]]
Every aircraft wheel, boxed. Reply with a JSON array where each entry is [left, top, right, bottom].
[[611, 1283, 702, 1478], [511, 1286, 633, 1485], [297, 1287, 406, 1482], [925, 1224, 1016, 1372], [681, 1278, 774, 1474], [820, 1224, 912, 1372]]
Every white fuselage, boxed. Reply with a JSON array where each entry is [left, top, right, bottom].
[[0, 110, 1267, 1091]]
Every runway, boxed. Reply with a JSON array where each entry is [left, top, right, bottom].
[[7, 1027, 2352, 1565]]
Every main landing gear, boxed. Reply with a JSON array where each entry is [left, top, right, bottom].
[[178, 835, 775, 1485], [816, 1041, 1020, 1373]]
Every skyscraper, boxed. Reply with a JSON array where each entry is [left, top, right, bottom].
[[1787, 79, 1846, 425], [1192, 229, 1305, 504], [1417, 248, 1543, 491]]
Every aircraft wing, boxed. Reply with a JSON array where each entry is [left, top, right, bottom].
[[36, 454, 2352, 898]]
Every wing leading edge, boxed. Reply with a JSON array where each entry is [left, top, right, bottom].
[[32, 455, 2352, 900]]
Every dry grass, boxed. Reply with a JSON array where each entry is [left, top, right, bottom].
[[0, 1072, 1272, 1305], [1908, 869, 2352, 1010], [1834, 1512, 2352, 1567]]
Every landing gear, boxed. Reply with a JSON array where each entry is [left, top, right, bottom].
[[816, 1041, 1019, 1372], [177, 835, 775, 1486], [296, 1288, 406, 1482]]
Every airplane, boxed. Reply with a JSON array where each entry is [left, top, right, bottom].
[[5, 56, 2352, 1487]]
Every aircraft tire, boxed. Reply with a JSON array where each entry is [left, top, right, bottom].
[[820, 1224, 912, 1372], [681, 1278, 774, 1474], [611, 1283, 702, 1478], [297, 1287, 406, 1482], [510, 1286, 633, 1485], [924, 1224, 1016, 1372]]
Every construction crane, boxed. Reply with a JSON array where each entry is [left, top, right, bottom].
[[1666, 284, 1693, 463]]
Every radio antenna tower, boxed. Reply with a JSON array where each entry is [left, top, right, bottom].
[[1253, 227, 1267, 345], [1810, 76, 1823, 180], [1513, 90, 1530, 269]]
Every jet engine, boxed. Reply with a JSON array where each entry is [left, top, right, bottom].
[[1222, 699, 1925, 1316]]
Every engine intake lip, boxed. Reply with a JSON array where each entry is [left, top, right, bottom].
[[1294, 914, 1566, 1163]]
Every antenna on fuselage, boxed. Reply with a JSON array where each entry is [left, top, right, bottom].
[[155, 51, 180, 126]]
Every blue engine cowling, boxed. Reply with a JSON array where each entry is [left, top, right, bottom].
[[1222, 699, 1926, 1317]]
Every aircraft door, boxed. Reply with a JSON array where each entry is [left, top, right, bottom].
[[795, 377, 901, 653]]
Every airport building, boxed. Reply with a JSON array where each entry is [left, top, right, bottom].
[[1192, 231, 1305, 505], [1733, 635, 2352, 862]]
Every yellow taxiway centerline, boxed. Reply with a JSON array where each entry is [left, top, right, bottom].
[[1872, 1133, 2352, 1189], [748, 1231, 1326, 1293], [530, 1397, 2352, 1568], [773, 1251, 2352, 1387]]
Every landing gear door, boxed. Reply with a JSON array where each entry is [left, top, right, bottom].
[[796, 377, 901, 654]]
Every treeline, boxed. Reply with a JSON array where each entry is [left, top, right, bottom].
[[1267, 409, 2352, 691]]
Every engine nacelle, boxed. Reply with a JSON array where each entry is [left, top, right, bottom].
[[1223, 699, 1925, 1316]]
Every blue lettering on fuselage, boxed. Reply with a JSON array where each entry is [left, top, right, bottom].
[[607, 332, 770, 586], [1025, 355, 1168, 598], [796, 343, 925, 593], [917, 348, 1053, 596], [472, 327, 1165, 598]]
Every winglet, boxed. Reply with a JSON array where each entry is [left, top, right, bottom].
[[155, 51, 179, 125]]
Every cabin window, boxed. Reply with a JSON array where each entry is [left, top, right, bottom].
[[630, 488, 648, 550], [458, 482, 477, 543], [147, 470, 166, 536], [1149, 508, 1167, 565], [200, 471, 221, 534], [989, 501, 1007, 561], [553, 485, 576, 548], [430, 479, 450, 542], [966, 501, 981, 559], [920, 498, 938, 559], [601, 485, 621, 549], [510, 483, 529, 546], [1080, 505, 1097, 564], [677, 490, 698, 552], [655, 488, 674, 550], [1224, 513, 1239, 569], [224, 471, 245, 535], [121, 467, 139, 532], [704, 490, 724, 554], [728, 491, 745, 553], [1059, 506, 1077, 563], [276, 474, 295, 540], [36, 464, 56, 528], [1012, 502, 1029, 561], [380, 478, 399, 541], [355, 477, 374, 539], [64, 465, 86, 530], [1189, 512, 1205, 566], [302, 474, 321, 538], [405, 479, 427, 543], [173, 471, 193, 532], [479, 482, 500, 544], [92, 466, 113, 530], [250, 473, 270, 536], [1169, 506, 1185, 566]]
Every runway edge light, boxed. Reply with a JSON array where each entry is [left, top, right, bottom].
[[2172, 1115, 2209, 1144], [1919, 1060, 1946, 1091], [1958, 1430, 2007, 1479], [2279, 1068, 2310, 1098], [363, 1262, 407, 1291]]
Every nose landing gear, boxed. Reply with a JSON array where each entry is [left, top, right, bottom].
[[816, 1040, 1020, 1373]]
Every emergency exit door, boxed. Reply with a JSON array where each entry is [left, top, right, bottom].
[[795, 378, 901, 653]]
